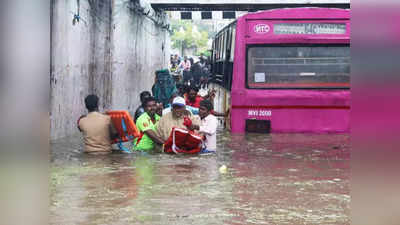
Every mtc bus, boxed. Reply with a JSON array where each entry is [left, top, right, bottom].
[[210, 8, 350, 133]]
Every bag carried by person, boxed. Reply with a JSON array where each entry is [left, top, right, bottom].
[[163, 127, 203, 154], [153, 69, 177, 107]]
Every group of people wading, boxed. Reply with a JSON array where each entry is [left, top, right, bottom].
[[170, 53, 211, 89], [77, 69, 227, 155]]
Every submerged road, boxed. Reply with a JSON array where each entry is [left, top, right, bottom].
[[50, 129, 350, 225]]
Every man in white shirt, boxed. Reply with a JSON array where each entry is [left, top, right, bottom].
[[187, 99, 218, 154]]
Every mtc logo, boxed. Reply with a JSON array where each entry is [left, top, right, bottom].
[[254, 24, 270, 34]]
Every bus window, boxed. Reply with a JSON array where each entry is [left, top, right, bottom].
[[230, 27, 236, 62], [220, 36, 223, 59], [247, 45, 350, 88], [220, 35, 224, 60], [227, 28, 232, 53], [215, 36, 218, 60], [216, 37, 220, 60], [218, 35, 222, 60], [212, 41, 215, 59], [224, 31, 228, 60]]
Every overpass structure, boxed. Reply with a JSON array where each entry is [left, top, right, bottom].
[[149, 0, 350, 11]]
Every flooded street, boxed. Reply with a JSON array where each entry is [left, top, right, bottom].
[[51, 130, 350, 225]]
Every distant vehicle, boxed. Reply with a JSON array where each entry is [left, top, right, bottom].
[[210, 7, 350, 133]]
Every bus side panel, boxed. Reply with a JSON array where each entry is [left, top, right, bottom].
[[231, 89, 350, 133], [231, 108, 350, 133], [228, 8, 351, 133], [272, 108, 350, 133]]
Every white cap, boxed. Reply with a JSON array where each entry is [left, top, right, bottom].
[[172, 96, 185, 107]]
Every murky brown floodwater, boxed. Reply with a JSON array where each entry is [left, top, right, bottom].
[[51, 129, 350, 225]]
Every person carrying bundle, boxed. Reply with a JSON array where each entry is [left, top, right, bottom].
[[77, 95, 118, 154], [155, 97, 200, 142], [156, 97, 205, 154]]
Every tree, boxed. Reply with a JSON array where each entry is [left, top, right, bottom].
[[170, 20, 209, 56]]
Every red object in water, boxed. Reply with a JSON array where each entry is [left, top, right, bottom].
[[106, 110, 140, 144], [163, 127, 203, 154]]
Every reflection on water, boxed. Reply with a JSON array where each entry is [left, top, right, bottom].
[[51, 130, 350, 225]]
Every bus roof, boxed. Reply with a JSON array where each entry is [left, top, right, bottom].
[[241, 7, 350, 20], [214, 7, 350, 38]]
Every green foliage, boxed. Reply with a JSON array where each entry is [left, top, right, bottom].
[[170, 20, 210, 55], [197, 50, 211, 58]]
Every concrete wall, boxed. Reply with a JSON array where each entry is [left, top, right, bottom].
[[110, 0, 169, 111], [50, 0, 170, 140], [50, 0, 94, 140], [89, 0, 113, 110]]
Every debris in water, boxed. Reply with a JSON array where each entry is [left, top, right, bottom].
[[219, 165, 227, 174]]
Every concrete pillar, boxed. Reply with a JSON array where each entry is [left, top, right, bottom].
[[50, 0, 94, 139], [110, 0, 170, 112]]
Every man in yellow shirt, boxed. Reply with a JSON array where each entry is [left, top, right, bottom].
[[155, 96, 200, 142]]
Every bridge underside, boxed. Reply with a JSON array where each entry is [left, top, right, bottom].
[[151, 3, 350, 11]]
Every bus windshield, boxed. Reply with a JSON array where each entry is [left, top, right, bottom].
[[247, 45, 350, 88]]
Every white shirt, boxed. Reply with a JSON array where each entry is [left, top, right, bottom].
[[199, 114, 218, 151]]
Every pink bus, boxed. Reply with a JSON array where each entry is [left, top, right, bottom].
[[210, 8, 350, 133]]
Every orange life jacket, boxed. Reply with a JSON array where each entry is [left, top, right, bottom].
[[106, 110, 140, 144]]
